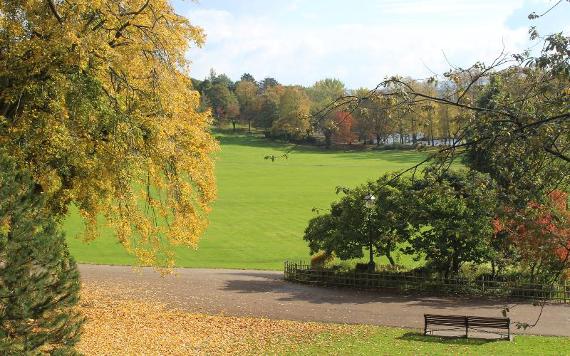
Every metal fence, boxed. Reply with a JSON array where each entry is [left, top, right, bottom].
[[284, 261, 570, 303]]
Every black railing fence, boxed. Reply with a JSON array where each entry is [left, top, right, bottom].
[[284, 261, 570, 303]]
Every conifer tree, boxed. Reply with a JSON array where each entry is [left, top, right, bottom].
[[0, 153, 83, 354]]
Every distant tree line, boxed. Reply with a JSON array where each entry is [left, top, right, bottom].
[[193, 71, 467, 149]]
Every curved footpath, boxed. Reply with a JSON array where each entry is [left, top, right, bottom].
[[79, 264, 570, 337]]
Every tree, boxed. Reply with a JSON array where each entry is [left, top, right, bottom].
[[352, 88, 375, 143], [463, 68, 569, 205], [416, 82, 439, 146], [255, 85, 282, 131], [209, 69, 234, 89], [235, 80, 259, 133], [272, 86, 311, 140], [318, 5, 568, 209], [331, 111, 356, 144], [352, 88, 395, 145], [205, 77, 241, 130], [0, 152, 83, 354], [240, 73, 256, 83], [1, 0, 221, 265], [304, 175, 411, 267], [208, 84, 240, 131], [226, 91, 241, 131], [495, 190, 570, 281], [309, 78, 347, 148], [405, 171, 498, 277], [436, 81, 464, 145], [383, 30, 567, 205], [259, 77, 280, 93]]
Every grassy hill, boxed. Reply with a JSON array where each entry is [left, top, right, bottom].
[[66, 134, 426, 270]]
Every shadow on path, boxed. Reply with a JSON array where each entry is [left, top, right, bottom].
[[222, 271, 507, 310]]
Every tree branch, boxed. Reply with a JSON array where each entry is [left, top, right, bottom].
[[543, 145, 570, 163], [46, 0, 63, 24]]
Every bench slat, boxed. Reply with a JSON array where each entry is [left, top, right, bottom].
[[425, 319, 465, 323], [467, 317, 509, 322], [424, 314, 511, 340], [425, 314, 464, 318]]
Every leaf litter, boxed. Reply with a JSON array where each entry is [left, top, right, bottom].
[[76, 281, 363, 355]]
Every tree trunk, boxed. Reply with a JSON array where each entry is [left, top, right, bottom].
[[452, 263, 460, 276], [451, 254, 460, 276], [376, 133, 381, 146], [232, 120, 236, 132], [324, 132, 332, 149], [411, 117, 417, 144], [248, 119, 251, 133], [386, 250, 395, 266]]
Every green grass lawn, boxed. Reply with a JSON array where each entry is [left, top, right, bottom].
[[296, 326, 570, 355], [66, 134, 426, 270]]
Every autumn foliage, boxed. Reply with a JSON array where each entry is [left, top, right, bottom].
[[493, 190, 570, 279], [0, 0, 218, 266], [332, 111, 356, 144]]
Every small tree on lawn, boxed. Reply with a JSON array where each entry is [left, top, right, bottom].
[[0, 153, 83, 354], [304, 175, 411, 268], [404, 170, 498, 277]]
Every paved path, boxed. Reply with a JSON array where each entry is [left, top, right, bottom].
[[79, 264, 570, 337]]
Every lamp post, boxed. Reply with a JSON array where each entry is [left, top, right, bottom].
[[364, 193, 376, 272]]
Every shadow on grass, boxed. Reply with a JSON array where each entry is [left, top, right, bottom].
[[215, 134, 428, 164], [398, 332, 499, 346]]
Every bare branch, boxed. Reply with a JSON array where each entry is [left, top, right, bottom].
[[46, 0, 63, 24]]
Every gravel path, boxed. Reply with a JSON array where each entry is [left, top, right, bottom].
[[79, 264, 570, 337]]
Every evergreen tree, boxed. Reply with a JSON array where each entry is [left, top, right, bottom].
[[240, 73, 256, 83], [0, 153, 83, 354]]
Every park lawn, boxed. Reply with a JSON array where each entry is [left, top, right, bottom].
[[65, 134, 427, 270], [296, 327, 570, 355]]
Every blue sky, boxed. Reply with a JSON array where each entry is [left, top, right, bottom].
[[173, 0, 570, 88]]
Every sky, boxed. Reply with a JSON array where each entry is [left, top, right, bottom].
[[172, 0, 570, 88]]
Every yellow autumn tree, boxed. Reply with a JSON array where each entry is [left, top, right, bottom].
[[0, 0, 217, 266]]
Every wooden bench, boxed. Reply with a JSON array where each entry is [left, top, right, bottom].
[[424, 314, 511, 340]]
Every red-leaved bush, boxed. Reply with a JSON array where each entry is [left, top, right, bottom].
[[494, 190, 569, 280]]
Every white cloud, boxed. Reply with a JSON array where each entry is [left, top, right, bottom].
[[184, 1, 537, 88], [376, 0, 520, 17]]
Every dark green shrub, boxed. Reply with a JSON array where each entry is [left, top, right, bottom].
[[0, 153, 83, 354]]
